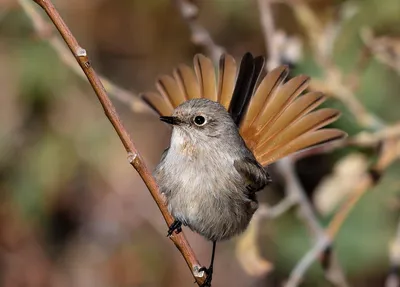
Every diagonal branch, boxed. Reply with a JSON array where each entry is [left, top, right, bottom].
[[257, 1, 349, 286], [286, 138, 400, 287], [29, 0, 206, 285]]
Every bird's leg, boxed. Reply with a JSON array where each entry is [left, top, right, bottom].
[[199, 241, 217, 287], [167, 219, 182, 237]]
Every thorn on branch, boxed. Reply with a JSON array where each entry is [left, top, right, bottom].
[[127, 152, 138, 164], [193, 265, 206, 278], [76, 47, 87, 57]]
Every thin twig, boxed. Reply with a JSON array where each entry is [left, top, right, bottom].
[[361, 28, 400, 77], [290, 1, 384, 131], [257, 0, 280, 70], [257, 1, 352, 285], [286, 139, 400, 287], [173, 0, 225, 63], [19, 0, 149, 114], [29, 0, 206, 285], [285, 234, 331, 287], [258, 197, 297, 219], [276, 158, 323, 237]]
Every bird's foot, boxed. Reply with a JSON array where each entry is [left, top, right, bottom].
[[167, 220, 182, 237], [199, 266, 213, 287]]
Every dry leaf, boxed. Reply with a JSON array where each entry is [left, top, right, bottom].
[[235, 214, 274, 276], [314, 153, 368, 215]]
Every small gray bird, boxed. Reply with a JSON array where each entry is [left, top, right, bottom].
[[143, 53, 346, 287]]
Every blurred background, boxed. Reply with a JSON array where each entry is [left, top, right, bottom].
[[1, 0, 400, 286]]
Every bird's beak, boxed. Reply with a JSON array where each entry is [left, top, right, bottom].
[[160, 116, 180, 125]]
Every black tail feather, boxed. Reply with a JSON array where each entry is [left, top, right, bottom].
[[228, 53, 265, 126]]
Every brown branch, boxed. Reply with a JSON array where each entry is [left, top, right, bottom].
[[29, 0, 205, 285], [19, 0, 149, 115], [173, 0, 225, 63]]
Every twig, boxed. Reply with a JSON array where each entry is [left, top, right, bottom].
[[19, 0, 149, 114], [256, 1, 349, 285], [277, 159, 350, 286], [289, 1, 384, 131], [276, 158, 323, 237], [257, 0, 280, 70], [258, 1, 355, 285], [258, 197, 297, 219], [310, 74, 384, 131], [361, 28, 400, 77], [285, 234, 331, 287], [293, 123, 400, 160], [173, 0, 225, 63], [256, 0, 324, 239], [286, 139, 400, 287], [29, 0, 206, 285]]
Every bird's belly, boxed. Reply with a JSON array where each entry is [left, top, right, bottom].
[[165, 164, 258, 241]]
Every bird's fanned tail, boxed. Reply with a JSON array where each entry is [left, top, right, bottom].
[[141, 53, 347, 166], [228, 53, 264, 126]]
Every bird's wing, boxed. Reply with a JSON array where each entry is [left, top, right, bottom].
[[234, 157, 270, 192], [142, 53, 347, 166]]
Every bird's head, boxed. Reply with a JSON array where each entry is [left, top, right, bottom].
[[160, 98, 238, 145]]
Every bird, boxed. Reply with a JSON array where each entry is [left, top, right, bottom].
[[141, 52, 346, 286]]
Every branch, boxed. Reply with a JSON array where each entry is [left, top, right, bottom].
[[361, 28, 400, 77], [290, 1, 384, 131], [19, 0, 149, 115], [275, 158, 323, 237], [173, 0, 225, 62], [29, 0, 206, 285], [386, 216, 400, 287], [256, 1, 351, 286], [286, 138, 400, 287], [257, 0, 280, 70]]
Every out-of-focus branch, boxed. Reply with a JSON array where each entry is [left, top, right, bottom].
[[293, 122, 400, 160], [257, 1, 349, 286], [258, 197, 297, 219], [28, 0, 206, 285], [19, 0, 149, 114], [277, 158, 350, 287], [386, 216, 400, 287], [291, 1, 384, 131], [275, 158, 323, 237], [173, 0, 225, 62], [361, 28, 400, 77], [257, 0, 280, 70], [280, 2, 400, 285], [310, 74, 384, 131], [286, 138, 400, 287]]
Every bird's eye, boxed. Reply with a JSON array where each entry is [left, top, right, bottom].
[[193, 115, 206, 126]]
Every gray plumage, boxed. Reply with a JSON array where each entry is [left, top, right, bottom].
[[154, 98, 270, 242]]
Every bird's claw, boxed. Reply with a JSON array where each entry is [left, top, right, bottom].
[[199, 266, 212, 275], [199, 266, 213, 287], [167, 220, 182, 237]]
